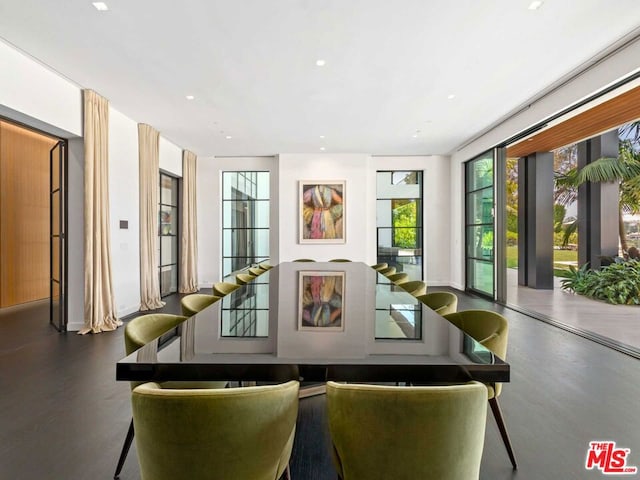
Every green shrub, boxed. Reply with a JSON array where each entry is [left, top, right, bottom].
[[557, 260, 640, 305]]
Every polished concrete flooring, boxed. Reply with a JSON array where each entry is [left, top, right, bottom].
[[1, 290, 640, 479], [507, 268, 640, 354]]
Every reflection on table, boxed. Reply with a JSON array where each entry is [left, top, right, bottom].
[[117, 262, 509, 384]]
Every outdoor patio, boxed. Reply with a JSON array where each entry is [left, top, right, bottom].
[[506, 268, 640, 354]]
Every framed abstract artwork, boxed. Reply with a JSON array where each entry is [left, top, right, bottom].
[[299, 181, 345, 243], [298, 271, 345, 331]]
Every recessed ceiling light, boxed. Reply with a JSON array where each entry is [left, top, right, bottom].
[[185, 95, 195, 100], [528, 1, 543, 10], [319, 135, 325, 139], [316, 59, 326, 67], [447, 94, 456, 100], [225, 135, 232, 139], [92, 2, 109, 11], [320, 147, 326, 151]]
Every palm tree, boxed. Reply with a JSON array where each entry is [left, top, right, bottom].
[[555, 124, 640, 254]]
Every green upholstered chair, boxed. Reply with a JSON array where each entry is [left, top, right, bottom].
[[370, 262, 388, 271], [132, 381, 300, 480], [236, 273, 257, 285], [257, 262, 273, 270], [386, 272, 409, 285], [114, 313, 227, 479], [180, 294, 221, 317], [248, 267, 264, 276], [399, 280, 427, 297], [330, 259, 352, 262], [212, 281, 241, 297], [416, 292, 458, 316], [326, 381, 488, 480], [378, 266, 396, 276], [293, 258, 316, 262], [443, 309, 517, 469]]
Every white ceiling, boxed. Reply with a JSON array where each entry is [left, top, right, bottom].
[[1, 0, 639, 157]]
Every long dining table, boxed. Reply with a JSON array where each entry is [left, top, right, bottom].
[[116, 262, 509, 385]]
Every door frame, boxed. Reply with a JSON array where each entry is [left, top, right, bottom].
[[49, 140, 68, 332]]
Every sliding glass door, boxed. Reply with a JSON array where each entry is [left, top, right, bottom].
[[465, 151, 495, 297]]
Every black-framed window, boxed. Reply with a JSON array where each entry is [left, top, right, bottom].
[[222, 171, 269, 278], [159, 172, 179, 297], [376, 171, 423, 280], [465, 151, 495, 298]]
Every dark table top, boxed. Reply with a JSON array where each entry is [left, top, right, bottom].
[[117, 262, 509, 384]]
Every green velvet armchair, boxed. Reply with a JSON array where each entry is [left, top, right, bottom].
[[386, 272, 409, 285], [399, 280, 427, 297], [443, 309, 517, 469], [132, 381, 300, 480], [114, 313, 227, 479], [416, 291, 458, 315], [180, 294, 221, 317], [212, 281, 241, 297], [326, 381, 488, 480]]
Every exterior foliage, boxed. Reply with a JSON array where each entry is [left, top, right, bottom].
[[557, 260, 640, 305]]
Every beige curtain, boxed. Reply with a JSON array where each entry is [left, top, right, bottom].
[[80, 90, 121, 334], [138, 124, 165, 310], [179, 150, 199, 293]]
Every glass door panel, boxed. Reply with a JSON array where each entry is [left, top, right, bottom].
[[49, 141, 66, 331], [159, 172, 179, 297], [465, 150, 495, 298]]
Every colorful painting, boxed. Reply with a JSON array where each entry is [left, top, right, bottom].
[[299, 181, 345, 243], [298, 271, 345, 331]]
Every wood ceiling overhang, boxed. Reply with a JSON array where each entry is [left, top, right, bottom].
[[507, 85, 640, 158]]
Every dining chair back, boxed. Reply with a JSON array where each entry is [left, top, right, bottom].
[[370, 262, 388, 271], [399, 280, 427, 297], [330, 259, 352, 262], [248, 267, 264, 276], [443, 309, 516, 469], [326, 381, 487, 480], [180, 294, 221, 317], [132, 381, 300, 480], [212, 281, 241, 297], [377, 266, 396, 276], [114, 314, 227, 479], [386, 272, 409, 285], [236, 273, 257, 285], [293, 258, 316, 262], [416, 292, 458, 315]]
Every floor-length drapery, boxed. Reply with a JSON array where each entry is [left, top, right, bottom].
[[138, 124, 165, 310], [179, 150, 199, 293], [80, 89, 121, 334]]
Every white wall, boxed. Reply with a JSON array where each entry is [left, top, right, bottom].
[[109, 107, 141, 317], [278, 154, 375, 264], [448, 37, 640, 290], [372, 156, 451, 285], [0, 39, 82, 137], [197, 157, 278, 288], [159, 136, 183, 177]]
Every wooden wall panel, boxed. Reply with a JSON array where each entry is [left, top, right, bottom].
[[0, 121, 58, 307]]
